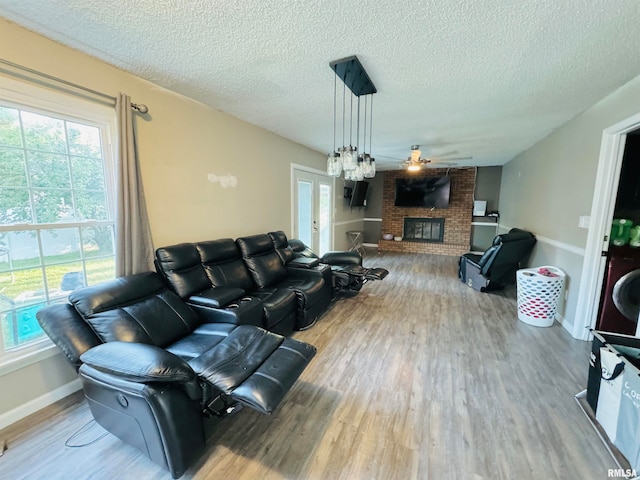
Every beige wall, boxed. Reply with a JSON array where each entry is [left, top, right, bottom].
[[0, 18, 336, 423], [500, 74, 640, 332]]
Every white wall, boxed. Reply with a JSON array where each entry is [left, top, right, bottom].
[[500, 74, 640, 333]]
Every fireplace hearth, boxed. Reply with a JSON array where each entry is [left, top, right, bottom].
[[403, 217, 445, 243]]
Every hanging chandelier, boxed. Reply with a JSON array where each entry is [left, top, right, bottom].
[[327, 56, 377, 180]]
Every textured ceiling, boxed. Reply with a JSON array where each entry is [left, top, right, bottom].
[[2, 0, 640, 170]]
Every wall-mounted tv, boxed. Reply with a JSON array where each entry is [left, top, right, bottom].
[[394, 176, 451, 208], [350, 181, 369, 207]]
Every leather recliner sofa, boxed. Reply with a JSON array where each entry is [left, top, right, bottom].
[[36, 272, 316, 478], [155, 235, 332, 333], [155, 239, 297, 335]]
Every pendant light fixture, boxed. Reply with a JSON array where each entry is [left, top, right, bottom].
[[328, 56, 377, 180]]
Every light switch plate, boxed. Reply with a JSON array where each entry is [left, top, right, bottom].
[[578, 215, 590, 229]]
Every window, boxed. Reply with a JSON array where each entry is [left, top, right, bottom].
[[0, 79, 116, 361]]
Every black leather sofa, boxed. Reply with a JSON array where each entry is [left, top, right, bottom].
[[155, 235, 332, 332], [458, 228, 536, 292], [36, 272, 316, 478]]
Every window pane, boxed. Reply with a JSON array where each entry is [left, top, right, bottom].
[[71, 156, 105, 191], [0, 230, 40, 270], [1, 303, 46, 349], [0, 268, 46, 306], [85, 257, 115, 285], [27, 151, 71, 188], [74, 190, 108, 221], [0, 187, 32, 225], [67, 122, 102, 158], [32, 189, 74, 223], [21, 111, 67, 153], [0, 106, 23, 148], [82, 225, 114, 258], [46, 262, 84, 296], [298, 180, 312, 247], [41, 228, 81, 263], [0, 148, 27, 187]]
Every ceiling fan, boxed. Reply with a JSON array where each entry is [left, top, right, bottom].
[[403, 145, 471, 171]]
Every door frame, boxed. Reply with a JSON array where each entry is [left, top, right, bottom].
[[290, 163, 335, 250], [573, 112, 640, 340]]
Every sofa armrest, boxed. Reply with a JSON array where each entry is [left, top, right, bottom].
[[321, 251, 362, 266], [37, 303, 102, 372], [188, 287, 245, 308], [80, 342, 201, 400], [288, 257, 321, 269]]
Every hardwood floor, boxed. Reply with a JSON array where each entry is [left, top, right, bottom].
[[0, 252, 616, 479]]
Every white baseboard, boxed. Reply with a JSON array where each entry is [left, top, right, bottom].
[[557, 313, 574, 335], [0, 378, 82, 430]]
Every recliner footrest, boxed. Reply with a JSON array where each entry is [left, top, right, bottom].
[[364, 268, 388, 281], [188, 326, 316, 414], [338, 265, 388, 281], [231, 337, 316, 413]]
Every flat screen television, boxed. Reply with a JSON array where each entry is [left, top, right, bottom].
[[394, 176, 451, 208], [350, 181, 369, 207]]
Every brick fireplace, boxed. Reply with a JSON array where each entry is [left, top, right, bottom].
[[378, 168, 475, 256]]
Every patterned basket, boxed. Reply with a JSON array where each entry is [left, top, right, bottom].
[[516, 266, 566, 327]]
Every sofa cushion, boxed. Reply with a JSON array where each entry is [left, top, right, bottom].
[[155, 243, 211, 298], [268, 231, 296, 264], [165, 323, 236, 360], [69, 272, 201, 347], [251, 288, 297, 331], [196, 239, 256, 291], [236, 234, 288, 289]]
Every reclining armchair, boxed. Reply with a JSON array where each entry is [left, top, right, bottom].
[[269, 232, 388, 294], [458, 228, 536, 292], [36, 272, 316, 478]]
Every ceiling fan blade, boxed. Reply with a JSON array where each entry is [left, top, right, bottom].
[[424, 149, 458, 157], [427, 156, 472, 162]]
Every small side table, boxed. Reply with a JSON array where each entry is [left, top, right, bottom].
[[347, 231, 365, 255]]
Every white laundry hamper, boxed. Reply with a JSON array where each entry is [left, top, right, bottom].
[[516, 266, 566, 327]]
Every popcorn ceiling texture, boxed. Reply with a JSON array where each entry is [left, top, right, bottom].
[[2, 0, 640, 168]]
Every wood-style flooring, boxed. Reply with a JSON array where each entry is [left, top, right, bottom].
[[0, 252, 616, 479]]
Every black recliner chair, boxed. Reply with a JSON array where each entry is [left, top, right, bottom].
[[458, 228, 536, 292], [36, 272, 316, 478]]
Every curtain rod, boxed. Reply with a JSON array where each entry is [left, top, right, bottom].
[[0, 58, 148, 113]]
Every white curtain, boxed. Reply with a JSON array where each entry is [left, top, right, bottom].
[[115, 93, 154, 275]]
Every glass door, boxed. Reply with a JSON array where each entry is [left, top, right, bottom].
[[293, 169, 333, 255]]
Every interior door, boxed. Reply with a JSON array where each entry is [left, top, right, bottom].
[[293, 169, 333, 256]]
